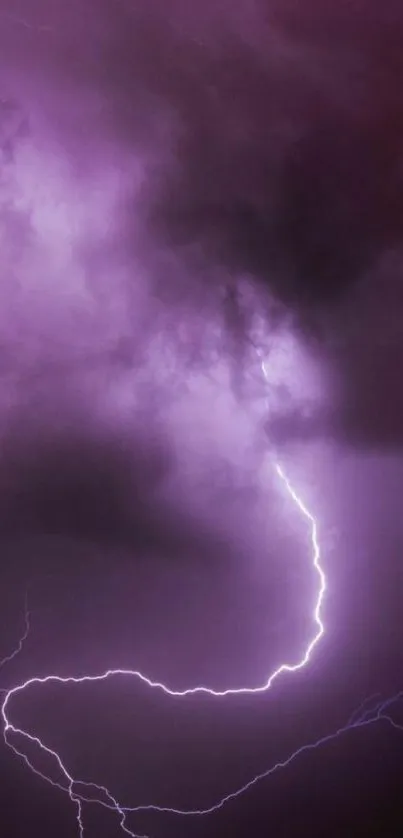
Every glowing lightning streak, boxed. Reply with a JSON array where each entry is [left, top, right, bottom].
[[0, 467, 402, 836], [121, 693, 403, 818], [0, 463, 326, 835], [0, 591, 30, 672], [1, 466, 324, 698], [1, 354, 402, 835], [0, 353, 387, 834], [1, 646, 402, 833]]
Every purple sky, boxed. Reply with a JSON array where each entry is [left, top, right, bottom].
[[0, 3, 402, 837]]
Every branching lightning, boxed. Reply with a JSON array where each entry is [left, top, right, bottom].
[[0, 377, 401, 835], [0, 590, 30, 672], [0, 557, 402, 838]]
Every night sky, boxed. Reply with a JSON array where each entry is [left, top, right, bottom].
[[0, 3, 403, 837]]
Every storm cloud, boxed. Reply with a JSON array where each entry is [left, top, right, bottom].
[[0, 1, 402, 451]]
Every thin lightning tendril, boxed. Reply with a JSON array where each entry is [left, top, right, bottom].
[[1, 566, 402, 838], [0, 590, 30, 672], [0, 364, 401, 835]]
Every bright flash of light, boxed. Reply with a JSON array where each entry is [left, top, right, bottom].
[[0, 396, 400, 836], [1, 595, 402, 837], [0, 460, 329, 837]]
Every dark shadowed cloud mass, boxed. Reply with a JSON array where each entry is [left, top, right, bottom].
[[0, 1, 402, 448]]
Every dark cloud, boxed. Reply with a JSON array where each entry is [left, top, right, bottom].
[[137, 5, 403, 317], [0, 2, 403, 449], [0, 418, 246, 567], [4, 3, 403, 308], [265, 258, 403, 450]]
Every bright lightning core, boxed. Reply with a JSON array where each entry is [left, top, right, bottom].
[[1, 461, 325, 836], [1, 457, 402, 838]]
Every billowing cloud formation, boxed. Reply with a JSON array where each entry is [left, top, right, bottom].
[[0, 1, 402, 450]]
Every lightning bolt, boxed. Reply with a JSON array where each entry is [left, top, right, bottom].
[[1, 606, 402, 837], [0, 590, 30, 671], [0, 414, 400, 836]]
